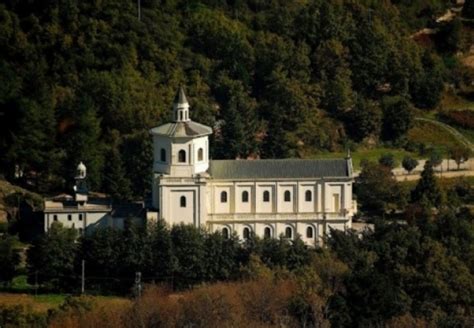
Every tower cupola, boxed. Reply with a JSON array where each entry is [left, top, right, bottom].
[[173, 86, 190, 122], [74, 162, 88, 203]]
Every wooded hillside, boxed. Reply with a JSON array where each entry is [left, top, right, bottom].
[[0, 0, 458, 198]]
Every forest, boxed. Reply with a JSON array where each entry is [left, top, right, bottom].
[[1, 161, 473, 327], [0, 0, 466, 199]]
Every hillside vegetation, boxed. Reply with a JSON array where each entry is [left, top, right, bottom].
[[0, 0, 466, 199]]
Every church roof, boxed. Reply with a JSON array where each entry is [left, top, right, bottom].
[[150, 121, 212, 138], [208, 159, 351, 180], [174, 86, 188, 104]]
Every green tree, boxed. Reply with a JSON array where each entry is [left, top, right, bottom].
[[149, 219, 175, 282], [117, 220, 149, 284], [0, 234, 20, 286], [121, 132, 152, 198], [429, 149, 443, 170], [355, 161, 404, 215], [411, 160, 443, 208], [203, 231, 240, 281], [378, 153, 396, 170], [402, 156, 418, 174], [214, 75, 258, 159], [410, 51, 444, 109], [61, 97, 104, 190], [102, 133, 132, 202], [27, 223, 78, 291], [171, 224, 206, 289], [345, 97, 382, 142], [77, 227, 122, 292], [449, 146, 471, 170], [381, 96, 413, 141]]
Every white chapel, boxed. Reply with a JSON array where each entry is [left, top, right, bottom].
[[150, 87, 357, 245]]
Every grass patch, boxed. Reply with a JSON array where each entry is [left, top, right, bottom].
[[440, 89, 474, 111], [407, 120, 463, 154], [457, 127, 474, 143], [0, 292, 130, 313], [311, 148, 417, 170]]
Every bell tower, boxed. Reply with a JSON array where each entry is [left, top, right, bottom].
[[150, 87, 212, 177], [150, 87, 212, 225]]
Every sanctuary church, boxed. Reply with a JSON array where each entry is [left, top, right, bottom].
[[150, 88, 357, 245]]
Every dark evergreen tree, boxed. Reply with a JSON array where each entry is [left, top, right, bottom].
[[214, 76, 258, 159], [77, 227, 122, 292], [0, 234, 20, 286], [355, 161, 404, 215], [61, 97, 104, 190], [171, 224, 206, 289], [103, 133, 132, 202], [345, 97, 382, 142], [381, 96, 413, 141], [149, 219, 175, 282], [402, 156, 419, 174], [411, 160, 443, 208], [410, 51, 444, 109], [27, 223, 78, 291], [378, 153, 396, 170]]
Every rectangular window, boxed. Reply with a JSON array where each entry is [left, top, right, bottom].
[[333, 194, 340, 212], [79, 214, 83, 221], [68, 214, 72, 221]]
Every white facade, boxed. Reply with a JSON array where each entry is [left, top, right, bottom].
[[151, 88, 356, 245]]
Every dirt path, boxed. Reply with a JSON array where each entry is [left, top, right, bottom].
[[395, 169, 474, 181]]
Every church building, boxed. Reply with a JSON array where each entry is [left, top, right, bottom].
[[150, 88, 356, 245]]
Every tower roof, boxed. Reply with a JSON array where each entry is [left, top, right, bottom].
[[174, 86, 188, 105]]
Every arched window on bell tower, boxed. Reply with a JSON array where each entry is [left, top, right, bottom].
[[160, 148, 166, 162], [198, 148, 204, 161], [178, 150, 186, 163]]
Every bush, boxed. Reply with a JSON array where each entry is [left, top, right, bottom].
[[0, 305, 47, 328]]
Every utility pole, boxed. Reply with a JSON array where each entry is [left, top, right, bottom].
[[135, 272, 142, 298], [81, 260, 85, 294], [137, 0, 141, 21], [34, 271, 38, 297]]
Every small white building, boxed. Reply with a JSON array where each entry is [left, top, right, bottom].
[[43, 162, 144, 234], [150, 88, 356, 245]]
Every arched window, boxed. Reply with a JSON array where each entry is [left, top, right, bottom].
[[178, 150, 186, 163], [179, 111, 183, 120], [306, 226, 314, 238], [242, 191, 249, 203], [263, 190, 270, 202], [284, 190, 291, 202], [198, 148, 204, 161], [285, 227, 292, 239], [305, 190, 312, 202], [68, 214, 72, 221], [222, 227, 229, 239], [53, 215, 58, 221], [161, 148, 166, 162], [243, 227, 251, 239], [264, 227, 271, 238], [180, 196, 186, 207], [220, 191, 228, 203]]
